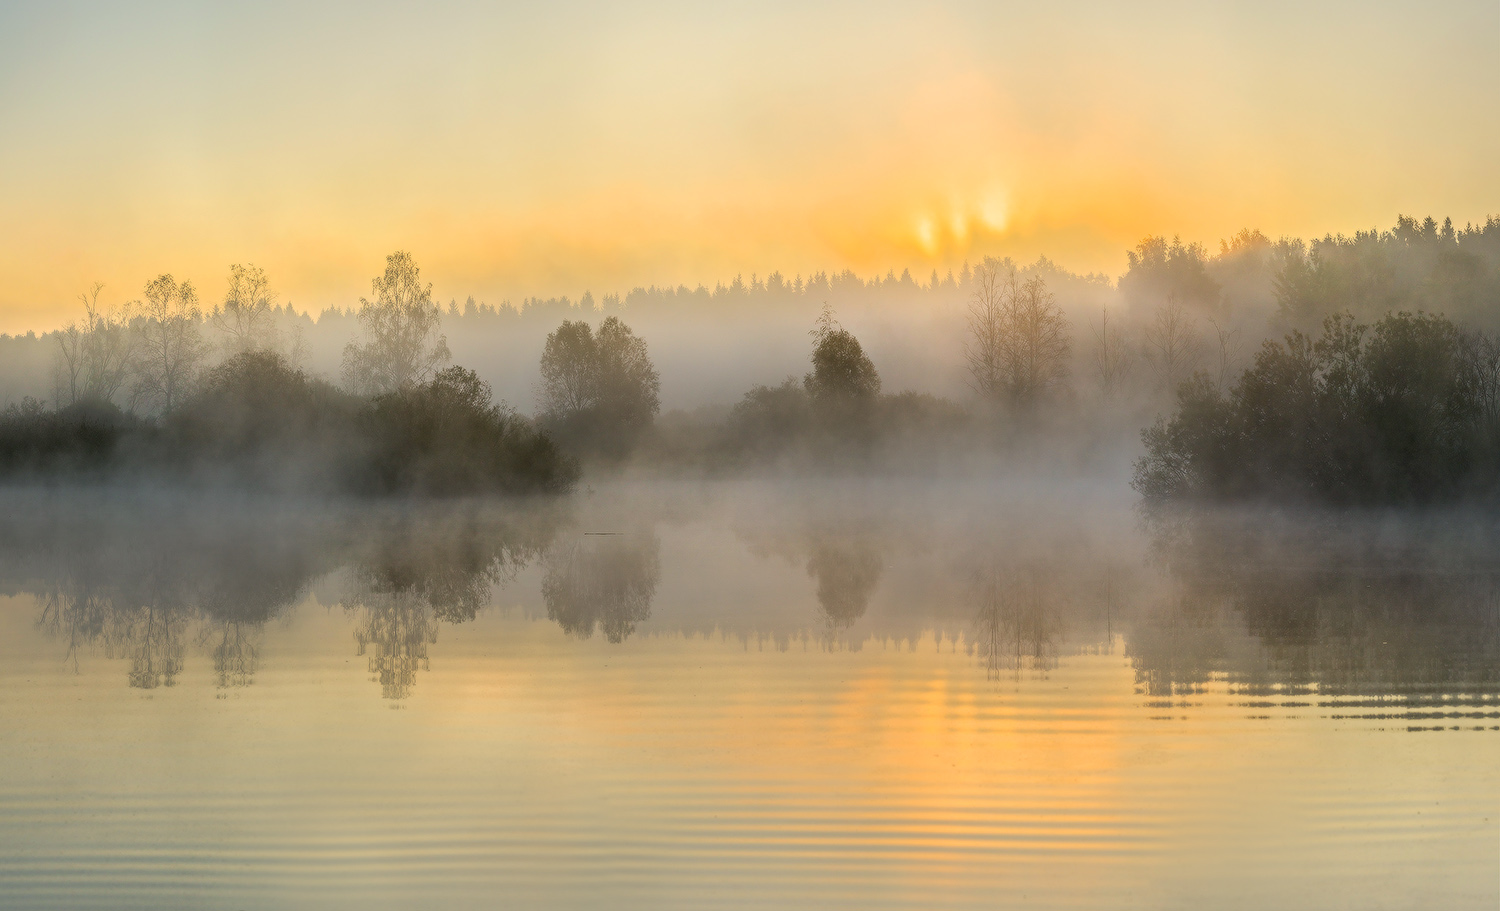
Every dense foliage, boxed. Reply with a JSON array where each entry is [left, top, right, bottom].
[[363, 365, 577, 495], [1134, 311, 1500, 506], [0, 397, 144, 478], [712, 309, 971, 465], [0, 352, 577, 495], [1275, 216, 1500, 330], [537, 316, 661, 460]]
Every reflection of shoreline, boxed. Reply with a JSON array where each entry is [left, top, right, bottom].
[[542, 530, 661, 643], [1130, 508, 1500, 698], [4, 493, 562, 698], [4, 489, 1499, 701]]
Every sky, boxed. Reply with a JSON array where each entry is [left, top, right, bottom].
[[0, 0, 1496, 333]]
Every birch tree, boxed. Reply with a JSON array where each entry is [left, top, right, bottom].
[[342, 251, 450, 394], [134, 274, 207, 413]]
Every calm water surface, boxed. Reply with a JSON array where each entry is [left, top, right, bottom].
[[0, 481, 1496, 910]]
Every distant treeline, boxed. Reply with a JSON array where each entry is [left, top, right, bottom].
[[4, 214, 1496, 413], [1, 215, 1498, 494]]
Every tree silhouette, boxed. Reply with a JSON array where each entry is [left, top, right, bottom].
[[964, 262, 1069, 408], [53, 283, 136, 407], [134, 273, 208, 413], [211, 263, 281, 356], [342, 251, 451, 394], [537, 316, 660, 458]]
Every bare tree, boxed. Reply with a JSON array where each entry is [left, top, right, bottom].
[[966, 261, 1070, 408], [342, 251, 450, 394], [1089, 307, 1133, 400], [1143, 295, 1202, 393], [965, 261, 1009, 400], [211, 263, 280, 355], [134, 274, 207, 413], [1207, 317, 1242, 391], [971, 562, 1061, 679], [1006, 274, 1071, 404], [54, 318, 85, 408], [53, 283, 136, 407], [1461, 330, 1500, 431]]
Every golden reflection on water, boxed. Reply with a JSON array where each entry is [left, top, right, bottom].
[[0, 487, 1496, 909]]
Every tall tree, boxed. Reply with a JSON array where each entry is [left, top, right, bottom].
[[965, 261, 1070, 408], [53, 283, 135, 407], [1004, 274, 1071, 406], [965, 262, 1008, 400], [804, 305, 880, 405], [1090, 307, 1133, 400], [212, 263, 280, 355], [135, 274, 207, 413], [342, 251, 450, 394], [537, 316, 661, 457], [1143, 295, 1202, 393]]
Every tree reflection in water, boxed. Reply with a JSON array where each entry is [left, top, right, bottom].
[[7, 490, 1500, 705], [1131, 509, 1500, 701], [342, 509, 558, 698], [542, 531, 661, 643], [348, 590, 439, 700], [969, 562, 1062, 679], [3, 494, 559, 698], [205, 620, 259, 688], [805, 536, 883, 644]]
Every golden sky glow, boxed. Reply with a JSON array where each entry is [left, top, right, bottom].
[[1, 1, 1497, 332]]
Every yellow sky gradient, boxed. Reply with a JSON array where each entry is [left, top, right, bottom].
[[0, 1, 1496, 333]]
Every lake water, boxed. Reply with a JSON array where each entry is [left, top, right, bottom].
[[0, 480, 1496, 909]]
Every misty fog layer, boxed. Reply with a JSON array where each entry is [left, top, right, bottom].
[[2, 478, 1496, 911], [2, 215, 1496, 502], [5, 480, 1498, 704]]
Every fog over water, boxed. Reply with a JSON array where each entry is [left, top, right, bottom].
[[2, 217, 1500, 908], [0, 478, 1495, 910], [1, 0, 1496, 901]]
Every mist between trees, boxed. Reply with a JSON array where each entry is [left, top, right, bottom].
[[1, 215, 1498, 499], [6, 483, 1498, 699]]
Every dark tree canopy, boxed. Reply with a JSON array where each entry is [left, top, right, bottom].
[[364, 366, 579, 496], [1273, 215, 1500, 330], [537, 316, 661, 459], [803, 306, 880, 416], [0, 352, 577, 496], [1121, 236, 1222, 313], [1134, 311, 1500, 506]]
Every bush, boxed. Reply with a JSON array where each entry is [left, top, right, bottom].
[[166, 351, 361, 486], [0, 355, 578, 497], [362, 366, 578, 495], [720, 378, 813, 460], [0, 396, 141, 478]]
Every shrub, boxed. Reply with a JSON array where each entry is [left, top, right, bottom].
[[0, 396, 140, 478], [363, 366, 578, 495]]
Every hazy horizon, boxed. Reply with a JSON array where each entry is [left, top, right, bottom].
[[1, 1, 1496, 333], [2, 6, 1497, 907]]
